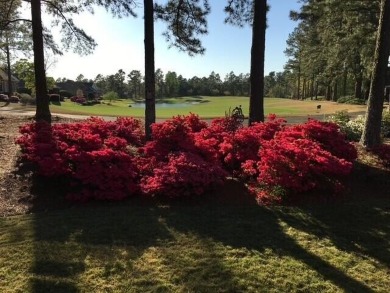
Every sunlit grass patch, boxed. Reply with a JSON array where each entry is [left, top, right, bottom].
[[48, 97, 367, 119]]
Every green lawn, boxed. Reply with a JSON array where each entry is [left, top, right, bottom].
[[1, 198, 389, 292], [48, 97, 367, 119]]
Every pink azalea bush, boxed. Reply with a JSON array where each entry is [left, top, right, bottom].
[[239, 119, 357, 203], [16, 117, 143, 201], [139, 114, 228, 197], [140, 152, 227, 198], [16, 113, 358, 204]]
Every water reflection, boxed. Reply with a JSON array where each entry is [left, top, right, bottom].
[[130, 102, 198, 108]]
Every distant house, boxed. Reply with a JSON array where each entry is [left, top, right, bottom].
[[0, 68, 19, 94], [56, 80, 101, 99]]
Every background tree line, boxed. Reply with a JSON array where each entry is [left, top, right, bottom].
[[55, 69, 251, 99], [1, 0, 267, 134], [281, 0, 385, 102], [2, 0, 390, 146]]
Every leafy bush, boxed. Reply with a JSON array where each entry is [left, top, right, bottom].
[[241, 119, 357, 203], [382, 111, 390, 137], [17, 87, 32, 95], [337, 96, 366, 105], [329, 110, 390, 141], [201, 114, 286, 175], [140, 114, 227, 197], [18, 93, 36, 105], [59, 90, 72, 98], [9, 96, 20, 103], [16, 117, 144, 201], [49, 94, 62, 102], [140, 152, 227, 198], [70, 96, 87, 104], [16, 114, 357, 204], [102, 91, 119, 103]]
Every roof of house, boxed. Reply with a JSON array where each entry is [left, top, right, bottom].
[[0, 68, 19, 82], [56, 80, 101, 95]]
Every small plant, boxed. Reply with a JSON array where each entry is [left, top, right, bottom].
[[18, 93, 36, 105], [327, 111, 364, 141], [381, 110, 390, 137], [337, 96, 366, 105], [102, 91, 119, 104], [329, 110, 390, 141]]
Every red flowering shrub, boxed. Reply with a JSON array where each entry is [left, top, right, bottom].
[[16, 113, 358, 204], [245, 120, 357, 203], [66, 149, 139, 201], [16, 117, 144, 201], [140, 152, 227, 198], [258, 134, 353, 191], [142, 113, 208, 159], [140, 114, 227, 197], [220, 115, 286, 174], [296, 119, 357, 162], [70, 96, 86, 104]]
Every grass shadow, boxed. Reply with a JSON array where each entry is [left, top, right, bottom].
[[160, 204, 375, 292], [0, 101, 10, 107], [274, 201, 390, 266], [29, 205, 173, 292], [31, 278, 79, 293]]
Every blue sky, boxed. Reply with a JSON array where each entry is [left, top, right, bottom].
[[45, 0, 301, 80]]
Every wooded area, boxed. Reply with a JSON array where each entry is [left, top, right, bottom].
[[1, 0, 390, 147]]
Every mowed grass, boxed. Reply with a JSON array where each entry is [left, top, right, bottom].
[[49, 97, 367, 119], [1, 199, 389, 292]]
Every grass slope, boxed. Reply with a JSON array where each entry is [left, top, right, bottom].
[[1, 200, 389, 292], [49, 97, 367, 119]]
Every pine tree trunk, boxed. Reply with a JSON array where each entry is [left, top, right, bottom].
[[310, 75, 314, 100], [297, 65, 301, 100], [144, 0, 156, 140], [332, 80, 338, 101], [31, 0, 51, 123], [360, 0, 390, 148], [6, 35, 13, 95], [354, 74, 363, 100], [343, 68, 347, 97], [326, 84, 332, 101], [249, 0, 266, 124]]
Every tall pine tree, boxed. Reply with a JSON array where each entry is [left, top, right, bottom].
[[225, 0, 267, 124], [360, 0, 390, 148]]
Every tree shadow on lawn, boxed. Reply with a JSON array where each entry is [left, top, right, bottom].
[[268, 159, 390, 266], [275, 201, 390, 263], [19, 173, 383, 292], [24, 176, 241, 292], [29, 204, 175, 292], [159, 189, 381, 292], [13, 141, 388, 293]]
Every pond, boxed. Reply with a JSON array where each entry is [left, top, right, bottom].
[[130, 102, 195, 108]]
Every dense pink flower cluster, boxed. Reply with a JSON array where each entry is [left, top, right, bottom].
[[139, 113, 227, 197], [70, 96, 87, 104], [16, 113, 359, 204], [140, 152, 227, 198], [16, 117, 143, 201]]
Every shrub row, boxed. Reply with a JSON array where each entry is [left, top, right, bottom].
[[16, 114, 358, 204], [327, 110, 390, 141]]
